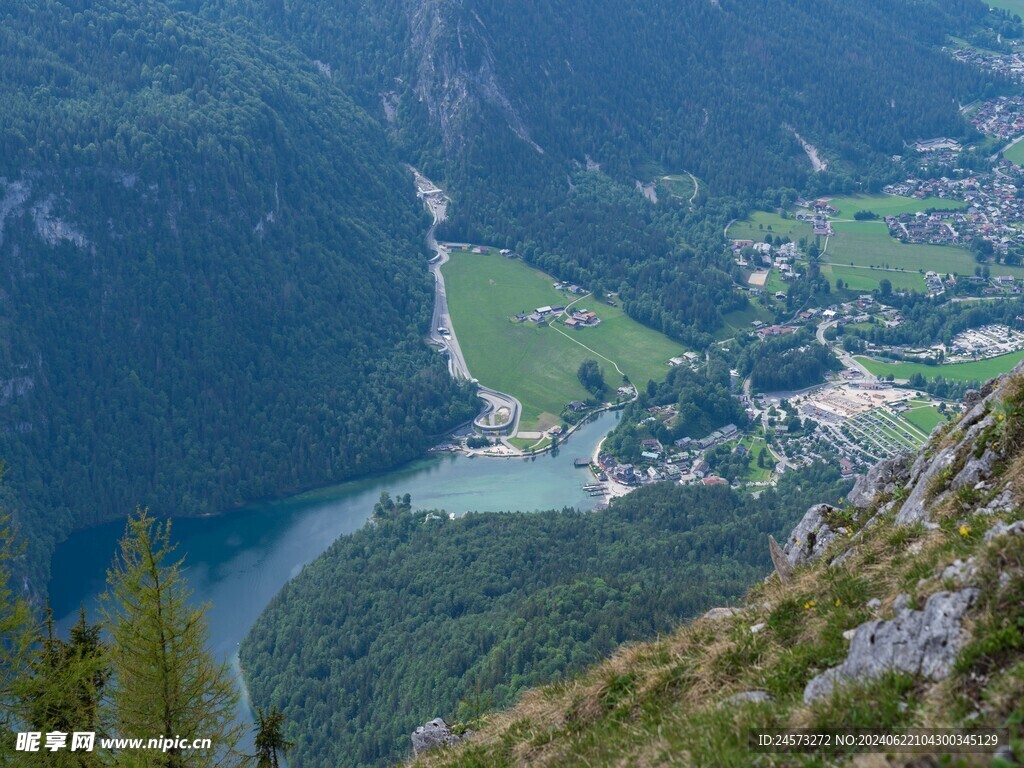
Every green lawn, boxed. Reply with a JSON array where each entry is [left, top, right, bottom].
[[900, 405, 949, 436], [443, 251, 686, 431], [825, 194, 966, 219], [727, 211, 812, 243], [1005, 136, 1024, 166], [856, 349, 1024, 383]]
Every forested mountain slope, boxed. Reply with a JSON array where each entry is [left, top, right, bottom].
[[239, 467, 850, 767], [193, 0, 995, 339], [0, 1, 476, 585]]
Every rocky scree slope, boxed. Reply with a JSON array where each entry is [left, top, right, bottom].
[[412, 366, 1024, 766]]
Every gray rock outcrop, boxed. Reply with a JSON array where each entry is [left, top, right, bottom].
[[411, 718, 468, 755], [895, 445, 958, 525], [847, 453, 911, 509], [804, 589, 978, 703], [783, 504, 846, 566]]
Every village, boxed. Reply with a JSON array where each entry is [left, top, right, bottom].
[[580, 288, 1021, 504]]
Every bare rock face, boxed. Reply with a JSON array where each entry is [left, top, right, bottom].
[[950, 448, 999, 492], [411, 718, 468, 755], [783, 504, 846, 566], [803, 589, 978, 703], [847, 453, 911, 509], [895, 445, 958, 525]]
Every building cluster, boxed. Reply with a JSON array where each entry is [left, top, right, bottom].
[[883, 165, 1024, 257], [595, 422, 744, 489], [949, 47, 1024, 82], [563, 308, 602, 329], [969, 96, 1024, 140]]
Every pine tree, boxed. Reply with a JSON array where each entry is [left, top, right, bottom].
[[22, 607, 108, 767], [253, 707, 291, 768], [101, 509, 246, 768], [0, 514, 36, 763]]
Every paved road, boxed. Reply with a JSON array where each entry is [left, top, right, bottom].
[[414, 167, 524, 439], [816, 319, 875, 378]]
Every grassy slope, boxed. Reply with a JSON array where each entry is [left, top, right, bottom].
[[442, 251, 684, 429], [857, 349, 1024, 382], [416, 378, 1024, 768], [657, 174, 696, 200]]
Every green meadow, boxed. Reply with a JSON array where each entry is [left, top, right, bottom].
[[856, 349, 1024, 383], [727, 211, 812, 243], [442, 249, 686, 430], [825, 194, 966, 219], [824, 221, 1024, 281]]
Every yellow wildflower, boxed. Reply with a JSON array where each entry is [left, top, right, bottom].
[[959, 524, 971, 537]]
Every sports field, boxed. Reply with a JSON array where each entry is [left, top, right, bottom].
[[855, 349, 1024, 383], [442, 250, 686, 430]]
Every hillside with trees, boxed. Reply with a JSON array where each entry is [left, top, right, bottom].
[[0, 2, 477, 587], [240, 468, 850, 767]]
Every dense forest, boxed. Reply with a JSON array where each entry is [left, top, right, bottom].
[[740, 331, 843, 393], [0, 2, 477, 586], [241, 466, 851, 768]]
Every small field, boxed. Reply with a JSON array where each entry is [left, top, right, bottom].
[[716, 304, 776, 340], [900, 402, 949, 436], [823, 221, 974, 272], [855, 349, 1024, 383], [988, 0, 1024, 17], [727, 211, 811, 243], [820, 263, 927, 293], [658, 174, 696, 200], [825, 194, 966, 219], [1005, 136, 1024, 166], [822, 220, 1024, 284], [443, 250, 686, 430]]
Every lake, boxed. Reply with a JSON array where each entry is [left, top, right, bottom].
[[49, 411, 618, 719]]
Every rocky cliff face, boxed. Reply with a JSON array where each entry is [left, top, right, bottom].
[[412, 365, 1024, 766], [405, 0, 541, 154]]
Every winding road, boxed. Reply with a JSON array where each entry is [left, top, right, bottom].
[[413, 167, 523, 439]]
